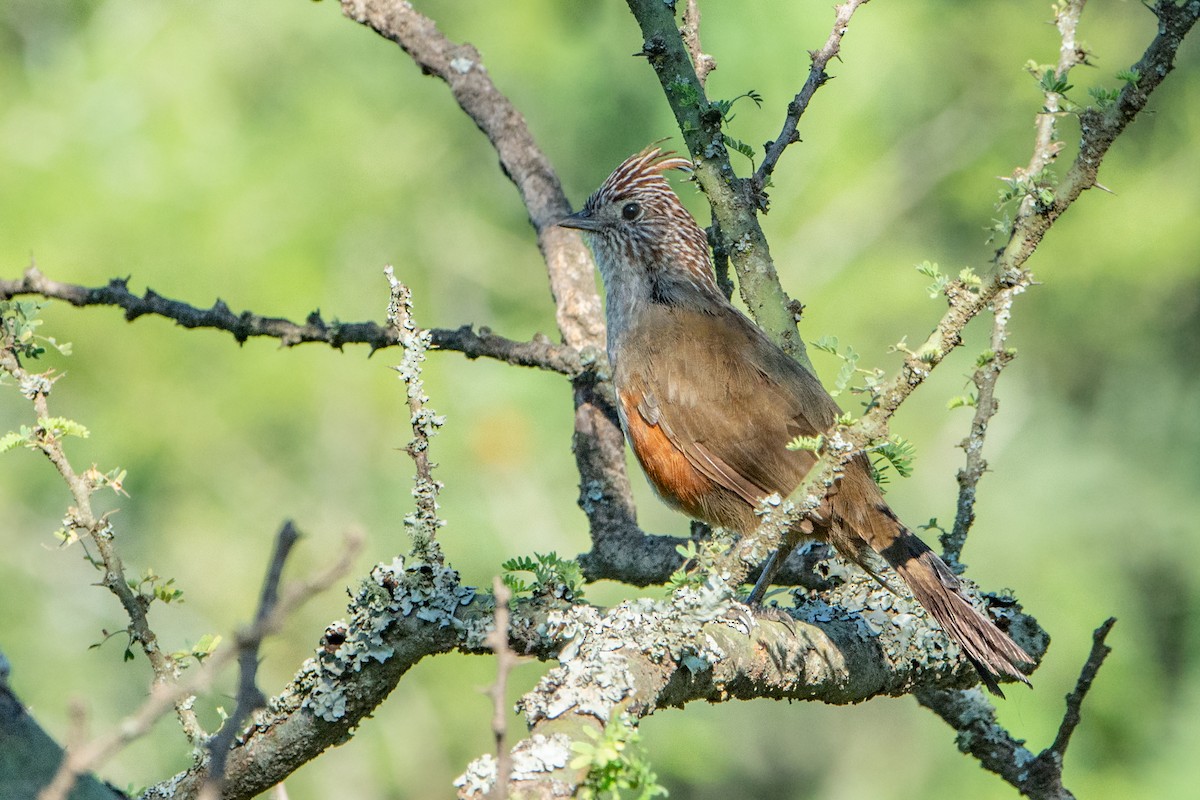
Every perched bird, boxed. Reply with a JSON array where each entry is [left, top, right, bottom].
[[559, 146, 1032, 693]]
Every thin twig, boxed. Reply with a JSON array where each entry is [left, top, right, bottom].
[[916, 617, 1116, 800], [36, 529, 362, 800], [755, 0, 872, 191], [200, 522, 303, 798], [485, 577, 516, 800], [340, 0, 642, 562], [941, 288, 1017, 568], [0, 342, 206, 746], [0, 265, 586, 375], [1049, 617, 1116, 757], [680, 0, 715, 87]]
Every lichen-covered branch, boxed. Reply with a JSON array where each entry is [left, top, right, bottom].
[[457, 570, 1046, 798], [916, 618, 1116, 800], [0, 265, 585, 375], [385, 269, 446, 559], [755, 0, 872, 192]]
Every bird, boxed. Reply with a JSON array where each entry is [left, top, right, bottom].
[[559, 145, 1033, 694]]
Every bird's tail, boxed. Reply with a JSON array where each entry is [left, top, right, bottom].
[[833, 474, 1033, 694], [880, 528, 1032, 695]]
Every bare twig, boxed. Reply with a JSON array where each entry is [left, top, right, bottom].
[[37, 529, 362, 800], [941, 288, 1018, 568], [917, 618, 1117, 800], [201, 522, 303, 799], [0, 265, 586, 375], [485, 577, 517, 800], [680, 0, 716, 87], [1049, 617, 1116, 758], [755, 0, 872, 191]]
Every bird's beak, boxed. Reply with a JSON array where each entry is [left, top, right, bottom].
[[558, 209, 603, 231]]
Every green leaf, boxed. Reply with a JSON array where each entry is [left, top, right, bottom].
[[0, 429, 30, 453]]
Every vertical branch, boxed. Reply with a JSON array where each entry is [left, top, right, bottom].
[[680, 0, 716, 88], [339, 0, 642, 563], [941, 288, 1017, 567], [484, 577, 517, 799], [200, 522, 302, 799], [385, 267, 445, 562]]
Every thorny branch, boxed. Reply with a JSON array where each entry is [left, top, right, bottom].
[[680, 0, 715, 88], [0, 265, 586, 376], [338, 0, 648, 574], [916, 618, 1117, 800], [755, 0, 873, 192]]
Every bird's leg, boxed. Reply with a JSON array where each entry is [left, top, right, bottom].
[[745, 539, 798, 605]]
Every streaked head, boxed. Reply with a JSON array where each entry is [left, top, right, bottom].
[[559, 146, 715, 295]]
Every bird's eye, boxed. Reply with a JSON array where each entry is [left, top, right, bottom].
[[621, 202, 641, 221]]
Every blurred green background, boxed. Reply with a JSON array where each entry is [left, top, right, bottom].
[[2, 1, 1198, 798]]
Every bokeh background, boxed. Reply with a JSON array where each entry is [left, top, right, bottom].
[[2, 1, 1198, 798]]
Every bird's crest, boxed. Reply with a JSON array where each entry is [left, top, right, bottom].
[[586, 146, 693, 210]]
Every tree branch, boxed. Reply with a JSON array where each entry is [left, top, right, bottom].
[[339, 0, 646, 561], [0, 336, 205, 748], [0, 265, 586, 375], [916, 618, 1116, 800], [200, 522, 301, 799], [34, 528, 361, 800], [456, 570, 1046, 798], [625, 0, 811, 366], [941, 288, 1018, 569], [755, 0, 872, 191]]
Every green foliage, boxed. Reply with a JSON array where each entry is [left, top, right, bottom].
[[501, 551, 585, 601], [712, 90, 763, 166], [947, 392, 978, 410], [1037, 68, 1074, 97], [870, 435, 916, 486], [0, 417, 90, 454], [915, 261, 949, 298], [90, 626, 139, 663], [130, 567, 185, 605], [665, 537, 731, 593], [171, 633, 222, 668], [1117, 68, 1140, 86], [997, 168, 1058, 210], [0, 300, 72, 360], [1089, 85, 1122, 110], [785, 433, 823, 453], [811, 335, 885, 408], [571, 714, 668, 800]]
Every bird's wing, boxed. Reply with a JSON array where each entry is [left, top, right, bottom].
[[617, 303, 842, 512]]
